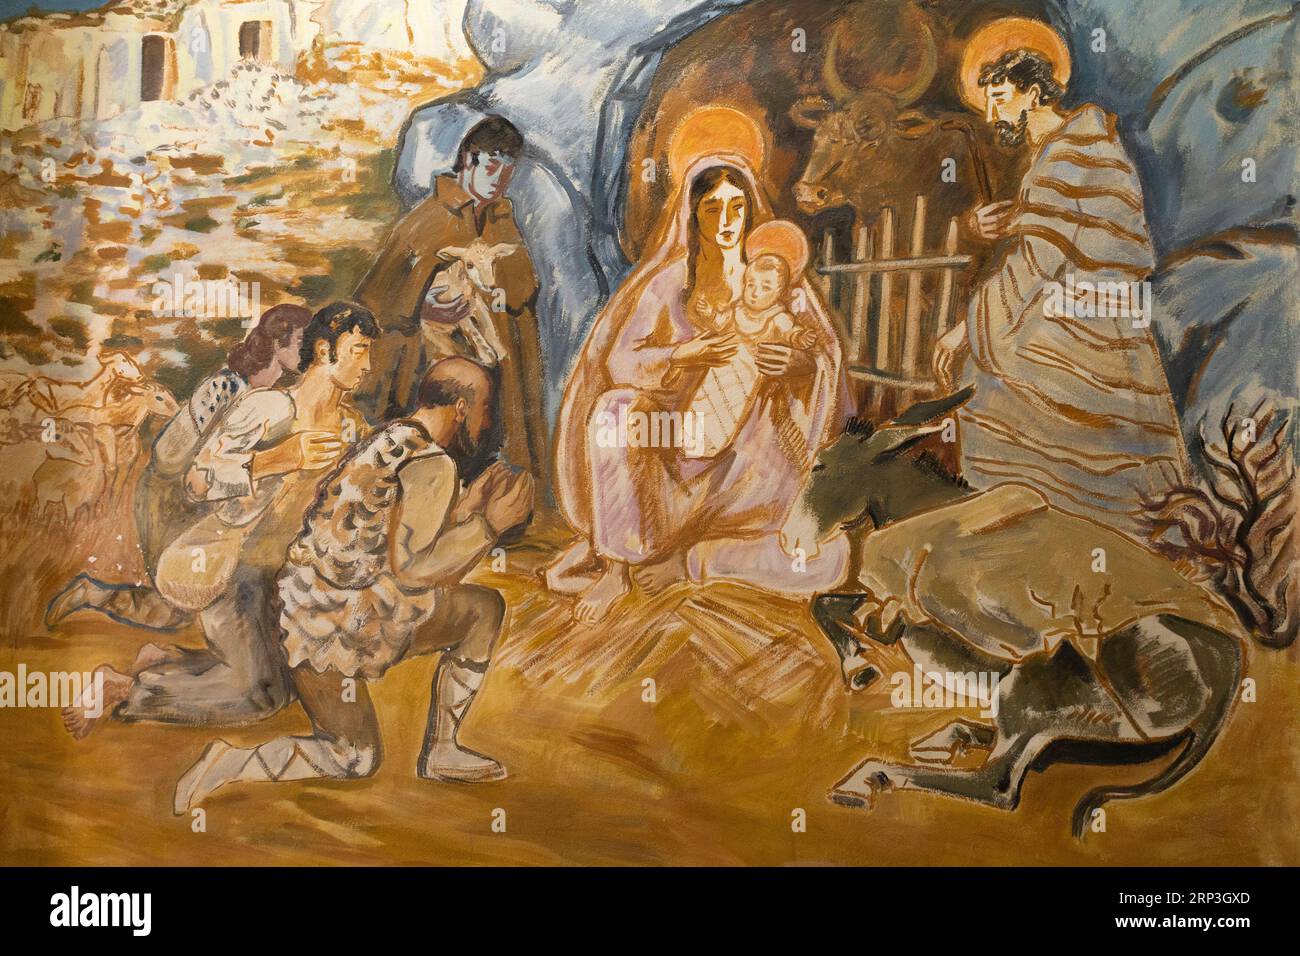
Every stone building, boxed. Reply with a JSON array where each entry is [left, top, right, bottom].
[[0, 0, 313, 130], [0, 0, 472, 131]]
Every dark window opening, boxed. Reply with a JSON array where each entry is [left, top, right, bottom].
[[240, 21, 271, 62], [141, 35, 166, 102]]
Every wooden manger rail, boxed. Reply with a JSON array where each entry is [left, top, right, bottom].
[[816, 195, 974, 417]]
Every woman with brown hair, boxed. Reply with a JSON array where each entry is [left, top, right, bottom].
[[547, 142, 850, 625], [46, 303, 313, 634]]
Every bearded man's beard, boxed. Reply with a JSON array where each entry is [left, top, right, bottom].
[[449, 415, 505, 483], [448, 418, 481, 464], [995, 109, 1029, 147]]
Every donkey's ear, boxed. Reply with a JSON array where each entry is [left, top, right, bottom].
[[872, 424, 943, 462], [890, 385, 974, 426]]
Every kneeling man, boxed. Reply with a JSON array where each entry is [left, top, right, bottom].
[[174, 357, 534, 812]]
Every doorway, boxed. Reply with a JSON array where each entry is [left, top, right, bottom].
[[140, 35, 173, 102], [239, 21, 272, 63]]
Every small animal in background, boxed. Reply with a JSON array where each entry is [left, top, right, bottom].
[[15, 379, 180, 522], [425, 239, 520, 366], [85, 379, 183, 500], [0, 350, 145, 427]]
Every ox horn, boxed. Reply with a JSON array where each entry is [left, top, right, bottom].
[[891, 22, 937, 108], [790, 94, 832, 129], [823, 18, 938, 109], [822, 25, 855, 106]]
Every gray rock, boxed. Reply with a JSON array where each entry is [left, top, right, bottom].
[[393, 0, 1298, 438], [392, 0, 747, 416]]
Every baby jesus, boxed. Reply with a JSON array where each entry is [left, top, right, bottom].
[[685, 225, 817, 460]]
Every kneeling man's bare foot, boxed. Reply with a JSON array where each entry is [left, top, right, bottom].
[[61, 664, 132, 740], [420, 742, 507, 783], [631, 551, 688, 596], [573, 563, 630, 625], [131, 642, 173, 675], [543, 538, 599, 596]]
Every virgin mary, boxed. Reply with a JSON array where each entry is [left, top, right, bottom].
[[548, 108, 851, 623]]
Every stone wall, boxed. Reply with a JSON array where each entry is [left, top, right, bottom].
[[0, 1, 310, 130]]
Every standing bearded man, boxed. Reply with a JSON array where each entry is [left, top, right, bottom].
[[173, 358, 534, 812], [933, 22, 1188, 541], [354, 115, 548, 487]]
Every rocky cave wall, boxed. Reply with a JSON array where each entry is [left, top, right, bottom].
[[394, 0, 1298, 444]]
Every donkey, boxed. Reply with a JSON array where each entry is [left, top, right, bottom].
[[802, 388, 1246, 838]]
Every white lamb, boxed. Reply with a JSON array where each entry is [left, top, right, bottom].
[[425, 240, 520, 367]]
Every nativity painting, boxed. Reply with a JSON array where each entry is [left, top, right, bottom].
[[0, 0, 1296, 866]]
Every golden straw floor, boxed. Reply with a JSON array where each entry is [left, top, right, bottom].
[[1, 515, 1297, 866]]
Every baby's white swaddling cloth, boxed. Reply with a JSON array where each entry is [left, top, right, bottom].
[[684, 342, 761, 459]]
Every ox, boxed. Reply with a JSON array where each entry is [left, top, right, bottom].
[[789, 19, 994, 243]]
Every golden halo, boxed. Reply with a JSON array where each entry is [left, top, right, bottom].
[[959, 17, 1072, 112], [666, 105, 766, 185], [746, 220, 810, 278]]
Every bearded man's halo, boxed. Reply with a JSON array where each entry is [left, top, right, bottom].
[[959, 17, 1072, 112]]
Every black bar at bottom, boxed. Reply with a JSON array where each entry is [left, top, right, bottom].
[[3, 865, 1282, 943]]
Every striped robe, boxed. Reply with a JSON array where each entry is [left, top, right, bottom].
[[958, 104, 1189, 539]]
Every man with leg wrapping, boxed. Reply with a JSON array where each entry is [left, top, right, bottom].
[[174, 357, 534, 812]]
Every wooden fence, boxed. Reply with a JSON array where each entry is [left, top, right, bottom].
[[815, 195, 973, 418]]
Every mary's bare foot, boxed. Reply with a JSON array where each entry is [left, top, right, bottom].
[[544, 538, 600, 596], [631, 551, 688, 595], [61, 665, 132, 740], [45, 573, 110, 629], [573, 563, 630, 625]]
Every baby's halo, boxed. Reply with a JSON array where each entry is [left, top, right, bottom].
[[745, 219, 810, 279]]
